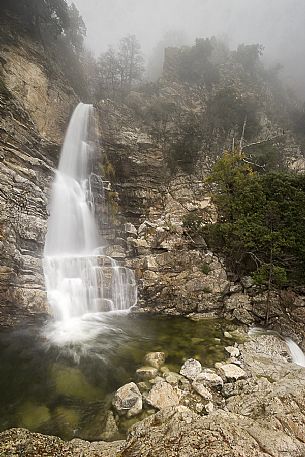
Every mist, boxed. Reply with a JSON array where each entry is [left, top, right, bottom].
[[73, 0, 305, 96]]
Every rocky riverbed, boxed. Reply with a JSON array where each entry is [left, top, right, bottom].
[[1, 330, 305, 456]]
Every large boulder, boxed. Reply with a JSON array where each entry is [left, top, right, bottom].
[[180, 359, 202, 381], [0, 428, 125, 457], [120, 403, 305, 457], [112, 382, 142, 418], [146, 381, 181, 410], [144, 352, 166, 369], [194, 368, 224, 389], [217, 364, 247, 382], [136, 367, 159, 380]]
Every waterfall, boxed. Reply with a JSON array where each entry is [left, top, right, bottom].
[[43, 103, 137, 334], [249, 327, 305, 368], [285, 337, 305, 367]]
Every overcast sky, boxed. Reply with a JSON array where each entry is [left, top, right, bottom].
[[72, 0, 305, 95]]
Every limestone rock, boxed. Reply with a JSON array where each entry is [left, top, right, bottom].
[[180, 359, 202, 381], [0, 428, 125, 457], [146, 381, 181, 410], [225, 346, 240, 358], [195, 369, 224, 388], [232, 308, 254, 325], [124, 223, 137, 236], [225, 293, 252, 311], [105, 245, 126, 259], [100, 411, 119, 441], [164, 371, 188, 387], [136, 366, 158, 380], [205, 402, 214, 414], [144, 352, 166, 369], [192, 382, 212, 401], [112, 382, 142, 417], [241, 276, 254, 289], [217, 364, 247, 382]]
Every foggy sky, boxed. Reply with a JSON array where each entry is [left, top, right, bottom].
[[73, 0, 305, 96]]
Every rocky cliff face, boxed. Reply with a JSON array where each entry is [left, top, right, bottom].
[[97, 96, 229, 317], [0, 16, 78, 322], [1, 16, 305, 349], [97, 56, 305, 345]]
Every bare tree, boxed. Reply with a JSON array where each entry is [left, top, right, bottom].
[[118, 35, 144, 89]]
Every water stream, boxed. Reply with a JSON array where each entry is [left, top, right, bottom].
[[249, 326, 305, 367], [43, 103, 137, 343]]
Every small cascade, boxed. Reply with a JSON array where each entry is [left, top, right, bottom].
[[285, 337, 305, 367], [43, 103, 137, 336], [249, 327, 305, 368]]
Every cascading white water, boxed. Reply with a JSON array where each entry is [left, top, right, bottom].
[[285, 337, 305, 367], [249, 327, 305, 368], [43, 103, 137, 339]]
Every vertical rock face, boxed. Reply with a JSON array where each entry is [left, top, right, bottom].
[[0, 17, 78, 321], [96, 73, 305, 334], [97, 99, 229, 316]]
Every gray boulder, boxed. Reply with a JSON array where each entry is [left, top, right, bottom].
[[180, 358, 202, 381], [144, 352, 166, 369], [146, 381, 181, 410], [112, 382, 142, 417]]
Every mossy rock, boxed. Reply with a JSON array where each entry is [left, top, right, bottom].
[[51, 364, 103, 401], [191, 337, 205, 344], [53, 406, 80, 439], [17, 402, 51, 430]]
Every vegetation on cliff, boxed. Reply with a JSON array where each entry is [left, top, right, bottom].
[[2, 0, 88, 98], [184, 152, 305, 292]]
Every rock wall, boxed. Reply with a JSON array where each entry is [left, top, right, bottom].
[[97, 97, 231, 317], [0, 16, 78, 321], [97, 74, 305, 345]]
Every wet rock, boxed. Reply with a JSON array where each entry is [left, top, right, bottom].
[[104, 245, 126, 259], [136, 366, 159, 380], [146, 381, 181, 410], [54, 406, 79, 439], [180, 358, 202, 381], [144, 351, 166, 369], [164, 372, 187, 386], [217, 364, 247, 382], [17, 402, 51, 430], [51, 364, 102, 401], [100, 411, 119, 441], [112, 382, 142, 417]]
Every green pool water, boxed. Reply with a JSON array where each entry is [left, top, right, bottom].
[[0, 314, 237, 440]]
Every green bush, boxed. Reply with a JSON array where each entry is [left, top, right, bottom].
[[200, 152, 305, 286]]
